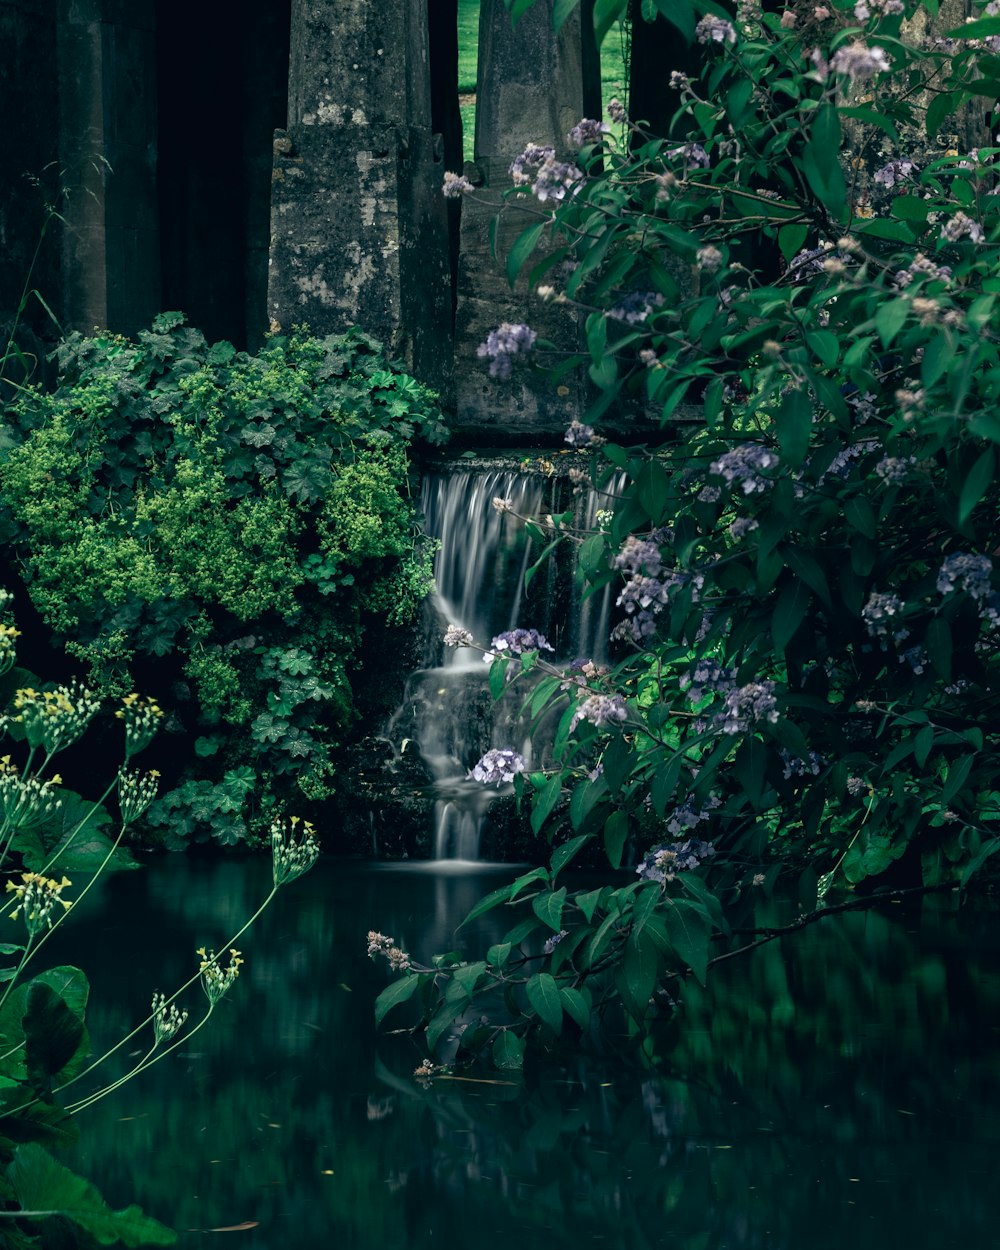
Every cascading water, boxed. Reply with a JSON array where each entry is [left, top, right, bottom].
[[386, 464, 622, 862]]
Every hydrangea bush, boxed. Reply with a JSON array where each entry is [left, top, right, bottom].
[[376, 0, 1000, 1070]]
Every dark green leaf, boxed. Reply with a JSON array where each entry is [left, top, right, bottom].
[[493, 1029, 524, 1070], [526, 973, 563, 1033], [374, 975, 420, 1026]]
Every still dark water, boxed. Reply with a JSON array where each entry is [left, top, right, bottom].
[[44, 857, 1000, 1249]]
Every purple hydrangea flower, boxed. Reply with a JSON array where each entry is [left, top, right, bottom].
[[637, 838, 717, 884], [862, 591, 907, 643], [484, 628, 554, 661], [937, 553, 993, 601], [565, 420, 596, 448], [443, 171, 475, 198], [830, 41, 890, 80], [477, 323, 538, 379], [695, 14, 736, 43], [469, 748, 527, 786], [444, 624, 474, 647], [567, 118, 610, 148], [569, 693, 628, 733], [710, 444, 779, 494], [608, 291, 666, 324]]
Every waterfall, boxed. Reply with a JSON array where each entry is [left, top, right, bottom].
[[385, 465, 623, 862]]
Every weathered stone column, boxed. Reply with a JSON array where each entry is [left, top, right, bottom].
[[268, 0, 452, 391], [453, 0, 600, 439], [56, 0, 160, 336]]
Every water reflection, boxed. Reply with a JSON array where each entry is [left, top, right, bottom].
[[46, 859, 1000, 1248]]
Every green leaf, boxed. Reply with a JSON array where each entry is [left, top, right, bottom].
[[874, 298, 909, 348], [526, 972, 563, 1033], [778, 224, 808, 263], [943, 754, 975, 806], [7, 1143, 176, 1245], [775, 388, 812, 468], [374, 975, 419, 1026], [553, 0, 580, 31], [560, 986, 591, 1029], [532, 886, 567, 932], [662, 898, 712, 985], [800, 104, 845, 213], [531, 775, 563, 834], [488, 657, 509, 702], [959, 447, 995, 524], [603, 810, 629, 869], [618, 928, 659, 1023], [804, 329, 840, 369], [460, 881, 514, 926], [914, 724, 935, 770], [425, 1000, 464, 1052], [772, 579, 810, 653], [734, 735, 767, 809], [844, 495, 876, 539], [575, 887, 604, 923], [925, 616, 952, 681], [487, 942, 512, 968], [23, 983, 86, 1094], [492, 1029, 524, 1070], [551, 834, 593, 877]]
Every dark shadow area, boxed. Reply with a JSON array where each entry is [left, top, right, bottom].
[[156, 0, 290, 349]]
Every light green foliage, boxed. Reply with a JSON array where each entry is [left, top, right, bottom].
[[0, 317, 447, 846], [378, 0, 1000, 1066]]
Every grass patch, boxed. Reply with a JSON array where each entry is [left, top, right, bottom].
[[457, 0, 628, 163]]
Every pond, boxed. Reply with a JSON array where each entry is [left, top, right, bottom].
[[46, 856, 1000, 1249]]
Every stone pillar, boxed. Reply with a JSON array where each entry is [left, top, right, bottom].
[[56, 0, 160, 336], [453, 0, 600, 439], [268, 0, 452, 392]]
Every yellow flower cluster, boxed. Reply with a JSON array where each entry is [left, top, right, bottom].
[[0, 756, 62, 829], [117, 767, 161, 825], [271, 815, 320, 886], [6, 871, 72, 934], [197, 946, 244, 1004], [14, 681, 100, 754], [115, 693, 165, 758], [0, 624, 21, 677]]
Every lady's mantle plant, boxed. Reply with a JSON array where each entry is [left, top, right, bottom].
[[0, 317, 446, 846], [376, 0, 1000, 1070]]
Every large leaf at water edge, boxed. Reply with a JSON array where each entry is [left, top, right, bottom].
[[374, 975, 420, 1027], [7, 1143, 176, 1245], [492, 1029, 524, 1071], [23, 982, 87, 1094]]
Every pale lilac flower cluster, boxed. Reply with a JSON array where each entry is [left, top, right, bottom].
[[683, 658, 738, 703], [543, 929, 568, 955], [940, 212, 985, 244], [609, 291, 666, 324], [665, 792, 721, 837], [607, 97, 628, 124], [697, 245, 724, 273], [873, 158, 916, 188], [665, 142, 710, 169], [509, 143, 582, 203], [861, 591, 908, 643], [614, 536, 664, 576], [637, 838, 717, 884], [569, 693, 628, 733], [846, 776, 869, 797], [815, 440, 877, 486], [894, 254, 952, 287], [669, 71, 692, 90], [567, 118, 610, 148], [477, 322, 537, 379], [367, 931, 411, 972], [443, 171, 475, 198], [830, 41, 891, 79], [855, 0, 904, 17], [848, 391, 879, 423], [710, 443, 780, 494], [899, 644, 929, 675], [713, 681, 779, 734], [874, 454, 915, 484], [780, 750, 825, 780], [614, 575, 680, 641], [729, 516, 759, 540], [469, 748, 526, 786], [695, 14, 737, 43], [937, 553, 993, 602], [444, 624, 474, 647], [565, 419, 596, 448], [484, 628, 554, 661]]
